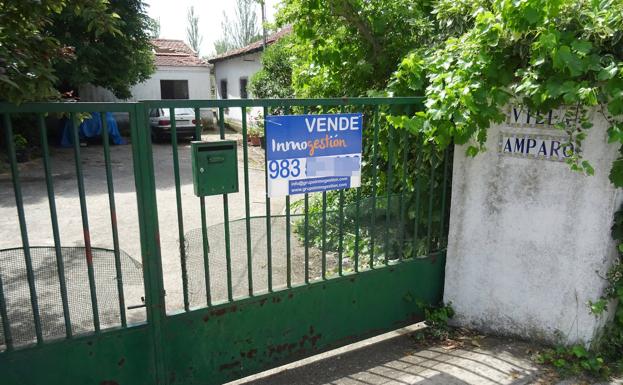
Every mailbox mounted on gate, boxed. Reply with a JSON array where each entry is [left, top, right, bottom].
[[191, 140, 238, 197]]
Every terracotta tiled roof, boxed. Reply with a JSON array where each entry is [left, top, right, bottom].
[[208, 26, 292, 63], [151, 39, 208, 67]]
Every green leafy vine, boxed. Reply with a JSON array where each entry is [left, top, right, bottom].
[[385, 0, 623, 378], [389, 0, 623, 185]]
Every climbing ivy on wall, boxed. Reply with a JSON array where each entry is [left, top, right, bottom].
[[388, 0, 623, 185]]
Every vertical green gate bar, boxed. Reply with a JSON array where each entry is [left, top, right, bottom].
[[427, 152, 436, 253], [337, 104, 346, 276], [0, 264, 11, 351], [369, 106, 380, 268], [263, 106, 273, 292], [384, 124, 394, 265], [131, 103, 168, 383], [321, 191, 327, 279], [398, 128, 409, 259], [218, 107, 234, 302], [303, 105, 310, 283], [284, 105, 292, 288], [4, 114, 43, 344], [241, 107, 254, 296], [354, 186, 361, 272], [200, 182, 212, 307], [70, 113, 101, 332], [439, 147, 451, 248], [101, 115, 127, 327], [321, 106, 328, 279], [38, 114, 72, 336], [413, 149, 422, 258], [194, 107, 211, 307], [304, 193, 310, 282], [169, 107, 190, 308]]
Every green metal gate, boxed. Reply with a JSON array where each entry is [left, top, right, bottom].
[[0, 97, 450, 385]]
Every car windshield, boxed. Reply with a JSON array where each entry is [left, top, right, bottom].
[[162, 108, 195, 116]]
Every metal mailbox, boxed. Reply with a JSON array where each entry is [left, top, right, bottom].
[[191, 140, 239, 197]]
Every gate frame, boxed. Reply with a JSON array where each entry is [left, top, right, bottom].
[[0, 98, 449, 385]]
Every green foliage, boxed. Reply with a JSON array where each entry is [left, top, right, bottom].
[[50, 0, 155, 99], [248, 110, 265, 137], [413, 301, 455, 342], [0, 0, 117, 102], [390, 0, 623, 185], [274, 5, 623, 377], [0, 0, 154, 103], [273, 2, 455, 250], [13, 134, 27, 152], [273, 2, 455, 264], [276, 0, 439, 97], [249, 36, 295, 99], [292, 109, 451, 266], [536, 344, 611, 378]]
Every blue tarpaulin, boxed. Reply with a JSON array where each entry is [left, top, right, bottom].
[[60, 112, 126, 147]]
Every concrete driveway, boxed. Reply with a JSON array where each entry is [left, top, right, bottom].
[[0, 130, 334, 347]]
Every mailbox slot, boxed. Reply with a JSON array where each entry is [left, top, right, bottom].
[[191, 140, 239, 197]]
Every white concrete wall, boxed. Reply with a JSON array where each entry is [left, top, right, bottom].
[[445, 106, 621, 345], [79, 66, 212, 102], [130, 66, 211, 101], [213, 52, 263, 125], [79, 66, 215, 126]]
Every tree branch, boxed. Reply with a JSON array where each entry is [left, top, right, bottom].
[[328, 0, 382, 59]]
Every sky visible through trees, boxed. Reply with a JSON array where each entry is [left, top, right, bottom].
[[145, 0, 279, 56]]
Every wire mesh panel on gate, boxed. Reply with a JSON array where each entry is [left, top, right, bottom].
[[0, 246, 144, 350]]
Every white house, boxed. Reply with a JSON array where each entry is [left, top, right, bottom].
[[80, 39, 212, 102], [208, 27, 291, 126]]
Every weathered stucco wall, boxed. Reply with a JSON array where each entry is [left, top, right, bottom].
[[445, 106, 621, 344]]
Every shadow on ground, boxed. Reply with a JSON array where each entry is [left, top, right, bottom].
[[233, 330, 548, 385]]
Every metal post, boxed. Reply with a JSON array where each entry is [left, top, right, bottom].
[[131, 103, 167, 384]]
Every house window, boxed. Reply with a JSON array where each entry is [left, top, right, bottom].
[[220, 79, 228, 99], [240, 77, 248, 99], [160, 80, 189, 99]]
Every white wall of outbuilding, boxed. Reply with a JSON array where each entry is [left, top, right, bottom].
[[80, 66, 212, 102], [212, 52, 263, 126]]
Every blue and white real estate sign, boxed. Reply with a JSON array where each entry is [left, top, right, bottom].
[[265, 113, 363, 197]]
